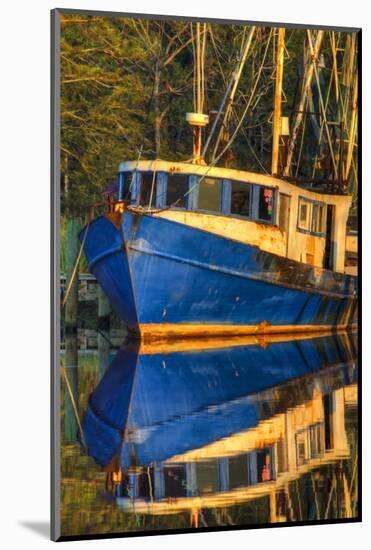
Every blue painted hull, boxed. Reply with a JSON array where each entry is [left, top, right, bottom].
[[83, 332, 357, 468], [80, 212, 357, 337]]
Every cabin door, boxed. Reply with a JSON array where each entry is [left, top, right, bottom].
[[324, 205, 335, 270], [278, 193, 291, 256]]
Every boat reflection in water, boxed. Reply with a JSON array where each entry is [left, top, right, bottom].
[[82, 331, 358, 525]]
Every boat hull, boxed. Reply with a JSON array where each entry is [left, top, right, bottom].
[[80, 211, 357, 339], [83, 332, 357, 467]]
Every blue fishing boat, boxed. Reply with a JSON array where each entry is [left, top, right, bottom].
[[79, 28, 357, 340], [80, 158, 357, 340], [82, 333, 357, 513]]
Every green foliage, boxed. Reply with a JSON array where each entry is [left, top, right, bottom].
[[60, 16, 358, 218]]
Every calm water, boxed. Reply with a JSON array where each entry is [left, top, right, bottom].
[[60, 331, 358, 537]]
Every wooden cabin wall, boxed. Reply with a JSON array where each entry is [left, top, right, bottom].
[[157, 185, 351, 273], [156, 210, 288, 257], [125, 161, 352, 273], [167, 381, 354, 465], [333, 203, 350, 273]]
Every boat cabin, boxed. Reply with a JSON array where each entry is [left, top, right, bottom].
[[112, 384, 354, 516], [117, 160, 352, 274]]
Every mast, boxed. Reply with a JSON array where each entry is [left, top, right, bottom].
[[187, 22, 209, 164], [345, 70, 358, 182], [271, 28, 286, 176], [283, 31, 324, 177]]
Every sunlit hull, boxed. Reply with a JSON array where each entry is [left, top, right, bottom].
[[80, 211, 357, 340]]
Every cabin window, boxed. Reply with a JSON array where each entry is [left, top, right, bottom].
[[139, 172, 158, 206], [298, 198, 311, 231], [257, 186, 274, 222], [163, 465, 187, 498], [198, 177, 222, 212], [229, 454, 249, 489], [196, 461, 219, 495], [312, 203, 325, 233], [166, 173, 188, 208], [118, 172, 132, 200], [297, 197, 325, 234], [309, 423, 324, 458], [295, 431, 309, 466], [230, 181, 251, 218]]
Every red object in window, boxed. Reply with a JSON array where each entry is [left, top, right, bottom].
[[261, 464, 271, 482]]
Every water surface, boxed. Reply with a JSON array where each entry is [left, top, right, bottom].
[[60, 331, 358, 537]]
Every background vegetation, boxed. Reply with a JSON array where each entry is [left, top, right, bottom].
[[60, 15, 358, 224]]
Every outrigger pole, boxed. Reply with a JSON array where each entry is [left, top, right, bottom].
[[283, 31, 324, 176], [202, 26, 256, 161], [211, 26, 256, 161], [271, 28, 286, 176]]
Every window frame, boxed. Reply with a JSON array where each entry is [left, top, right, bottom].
[[132, 171, 166, 208], [228, 180, 253, 221], [117, 171, 133, 201], [312, 202, 325, 234], [195, 175, 224, 214], [297, 196, 326, 236], [138, 171, 159, 207], [297, 197, 312, 232], [222, 180, 277, 225], [251, 184, 277, 225], [164, 172, 190, 210]]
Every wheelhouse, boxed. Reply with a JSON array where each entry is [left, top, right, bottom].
[[117, 160, 352, 274]]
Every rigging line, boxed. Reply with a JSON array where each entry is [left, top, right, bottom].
[[129, 71, 156, 194], [202, 25, 256, 159], [147, 165, 157, 211], [244, 132, 269, 174], [307, 30, 338, 180], [61, 365, 87, 451], [213, 28, 273, 161], [147, 466, 154, 507], [208, 25, 228, 87], [311, 62, 335, 179], [283, 30, 324, 177], [229, 106, 269, 173], [324, 474, 337, 519], [211, 25, 256, 161], [62, 222, 89, 308], [131, 29, 271, 216], [337, 71, 358, 187], [295, 107, 308, 178], [164, 29, 273, 207], [97, 327, 114, 348]]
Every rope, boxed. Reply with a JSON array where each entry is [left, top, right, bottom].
[[147, 167, 157, 211], [97, 327, 114, 348], [211, 26, 256, 161], [61, 365, 87, 451], [62, 222, 90, 308], [202, 26, 255, 159]]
